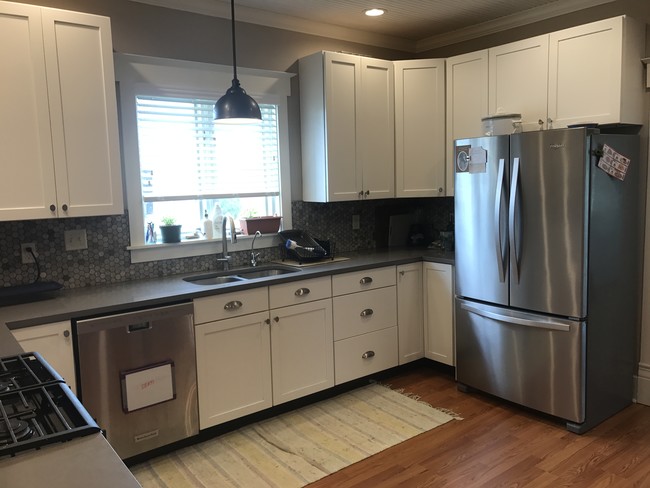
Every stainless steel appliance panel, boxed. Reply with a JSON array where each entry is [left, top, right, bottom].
[[509, 130, 588, 318], [454, 135, 510, 306], [76, 303, 198, 459], [455, 298, 585, 423]]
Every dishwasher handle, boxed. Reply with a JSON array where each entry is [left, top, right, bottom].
[[76, 302, 194, 335]]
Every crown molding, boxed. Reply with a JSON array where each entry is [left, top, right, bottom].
[[415, 0, 616, 52], [130, 0, 615, 54]]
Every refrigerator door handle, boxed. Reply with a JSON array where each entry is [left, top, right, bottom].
[[509, 157, 521, 282], [460, 302, 572, 332], [494, 158, 507, 282]]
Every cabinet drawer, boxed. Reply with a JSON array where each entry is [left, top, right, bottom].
[[269, 276, 331, 309], [333, 286, 397, 341], [193, 287, 269, 324], [332, 266, 396, 296], [334, 326, 398, 385]]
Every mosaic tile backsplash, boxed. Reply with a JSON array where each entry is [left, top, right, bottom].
[[0, 198, 452, 290]]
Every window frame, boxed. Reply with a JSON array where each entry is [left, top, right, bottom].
[[115, 54, 293, 263]]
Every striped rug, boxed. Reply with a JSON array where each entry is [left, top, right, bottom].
[[130, 383, 461, 488]]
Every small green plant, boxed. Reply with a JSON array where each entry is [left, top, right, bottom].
[[160, 216, 176, 226], [243, 209, 259, 218]]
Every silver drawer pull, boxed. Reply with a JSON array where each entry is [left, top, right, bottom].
[[360, 308, 374, 317], [224, 300, 243, 311], [359, 277, 373, 285], [295, 287, 311, 296], [362, 351, 375, 359]]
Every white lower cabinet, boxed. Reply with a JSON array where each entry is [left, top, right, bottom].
[[397, 263, 424, 364], [423, 262, 455, 366], [332, 267, 398, 384], [194, 277, 334, 429], [12, 321, 77, 394]]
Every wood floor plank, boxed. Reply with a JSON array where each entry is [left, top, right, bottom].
[[308, 363, 650, 487]]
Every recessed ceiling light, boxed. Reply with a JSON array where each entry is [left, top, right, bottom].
[[364, 8, 385, 17]]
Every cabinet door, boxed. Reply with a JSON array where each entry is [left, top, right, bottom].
[[397, 263, 424, 364], [395, 59, 445, 198], [12, 321, 77, 394], [195, 312, 272, 429], [489, 36, 549, 131], [424, 262, 454, 366], [359, 57, 394, 199], [324, 52, 363, 201], [0, 3, 58, 220], [270, 299, 334, 405], [41, 9, 123, 218], [548, 16, 644, 128], [446, 50, 488, 197]]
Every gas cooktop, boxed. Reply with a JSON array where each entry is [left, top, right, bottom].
[[0, 352, 100, 457]]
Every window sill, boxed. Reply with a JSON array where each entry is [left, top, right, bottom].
[[128, 234, 282, 263]]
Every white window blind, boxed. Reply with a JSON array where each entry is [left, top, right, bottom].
[[136, 96, 280, 202]]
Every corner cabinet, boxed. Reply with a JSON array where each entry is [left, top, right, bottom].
[[300, 51, 394, 202], [12, 321, 77, 394], [394, 59, 446, 198], [423, 262, 454, 366], [0, 1, 123, 221]]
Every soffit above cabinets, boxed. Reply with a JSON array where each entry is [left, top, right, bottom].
[[130, 0, 616, 52]]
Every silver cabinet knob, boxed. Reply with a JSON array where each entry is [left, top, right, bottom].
[[63, 330, 70, 338], [360, 309, 373, 317], [361, 351, 375, 359], [273, 316, 279, 323], [359, 277, 373, 285], [295, 288, 310, 296], [264, 318, 271, 325]]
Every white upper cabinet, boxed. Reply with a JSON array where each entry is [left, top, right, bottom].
[[0, 1, 123, 221], [548, 16, 645, 128], [445, 50, 488, 197], [300, 51, 394, 202], [489, 35, 549, 131], [394, 59, 446, 198]]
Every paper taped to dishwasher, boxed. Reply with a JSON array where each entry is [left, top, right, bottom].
[[120, 361, 176, 412]]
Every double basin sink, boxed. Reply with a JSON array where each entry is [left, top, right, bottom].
[[183, 264, 301, 285]]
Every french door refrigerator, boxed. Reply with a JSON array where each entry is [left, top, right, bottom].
[[454, 127, 643, 433]]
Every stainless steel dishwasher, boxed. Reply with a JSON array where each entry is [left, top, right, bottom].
[[76, 302, 198, 459]]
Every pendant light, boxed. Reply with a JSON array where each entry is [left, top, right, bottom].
[[214, 0, 262, 123]]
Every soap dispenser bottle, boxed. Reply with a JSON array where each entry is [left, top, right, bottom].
[[211, 204, 223, 239], [203, 210, 213, 239]]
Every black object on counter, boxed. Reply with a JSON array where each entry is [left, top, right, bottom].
[[0, 281, 63, 307], [278, 230, 329, 263]]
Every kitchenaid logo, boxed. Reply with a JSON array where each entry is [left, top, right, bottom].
[[549, 143, 565, 149], [134, 430, 159, 442]]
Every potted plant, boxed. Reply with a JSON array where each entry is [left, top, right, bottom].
[[239, 210, 282, 235], [159, 217, 182, 243]]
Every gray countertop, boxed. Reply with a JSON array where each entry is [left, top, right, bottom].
[[0, 247, 452, 488]]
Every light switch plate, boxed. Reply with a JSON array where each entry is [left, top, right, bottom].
[[64, 229, 88, 251]]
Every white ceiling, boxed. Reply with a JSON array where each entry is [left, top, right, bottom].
[[132, 0, 616, 52]]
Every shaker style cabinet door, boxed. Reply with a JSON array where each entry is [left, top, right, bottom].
[[488, 35, 549, 131], [424, 262, 454, 366], [397, 263, 424, 364], [548, 16, 644, 128], [0, 3, 57, 220], [445, 50, 488, 197], [395, 59, 445, 198], [0, 2, 123, 221]]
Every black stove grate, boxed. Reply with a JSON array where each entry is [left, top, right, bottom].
[[0, 353, 100, 457]]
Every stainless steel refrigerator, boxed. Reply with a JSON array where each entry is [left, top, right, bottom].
[[454, 127, 644, 433]]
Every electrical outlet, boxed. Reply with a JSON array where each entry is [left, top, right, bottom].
[[64, 229, 88, 251], [352, 214, 360, 230], [21, 243, 36, 264]]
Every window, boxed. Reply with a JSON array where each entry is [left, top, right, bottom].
[[136, 96, 281, 241], [115, 54, 293, 263]]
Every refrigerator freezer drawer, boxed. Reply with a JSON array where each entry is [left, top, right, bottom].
[[455, 298, 585, 423]]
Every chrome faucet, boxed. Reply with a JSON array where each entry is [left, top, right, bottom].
[[250, 231, 262, 267], [217, 216, 237, 270]]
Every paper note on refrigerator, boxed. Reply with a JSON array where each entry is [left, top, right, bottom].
[[597, 144, 630, 181]]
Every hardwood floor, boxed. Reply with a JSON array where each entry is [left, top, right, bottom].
[[309, 363, 650, 488]]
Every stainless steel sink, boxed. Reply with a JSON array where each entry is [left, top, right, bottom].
[[183, 265, 300, 285]]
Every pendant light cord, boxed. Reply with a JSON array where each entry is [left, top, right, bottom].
[[230, 0, 238, 81]]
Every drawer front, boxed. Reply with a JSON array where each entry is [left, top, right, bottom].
[[332, 266, 396, 296], [269, 276, 332, 309], [334, 327, 398, 385], [194, 287, 269, 324], [333, 286, 397, 341]]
